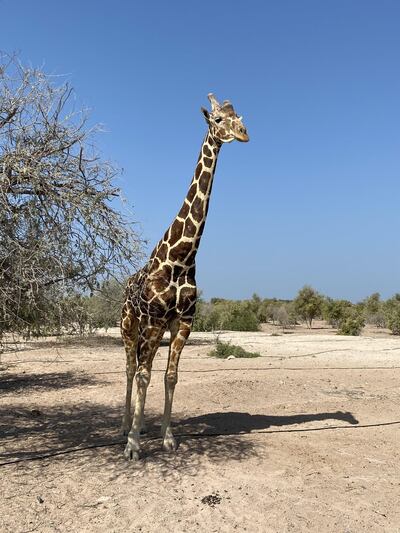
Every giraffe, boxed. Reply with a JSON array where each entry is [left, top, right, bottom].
[[121, 93, 249, 460]]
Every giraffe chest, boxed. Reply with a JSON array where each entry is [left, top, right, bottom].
[[128, 265, 197, 319]]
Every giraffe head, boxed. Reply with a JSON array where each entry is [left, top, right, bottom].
[[201, 93, 249, 143]]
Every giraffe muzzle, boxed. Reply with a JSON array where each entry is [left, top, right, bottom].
[[235, 126, 249, 142]]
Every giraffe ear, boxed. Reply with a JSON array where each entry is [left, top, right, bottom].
[[201, 107, 210, 123]]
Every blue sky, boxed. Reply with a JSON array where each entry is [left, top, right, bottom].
[[2, 0, 400, 301]]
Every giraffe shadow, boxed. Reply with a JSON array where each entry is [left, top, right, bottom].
[[174, 410, 359, 436]]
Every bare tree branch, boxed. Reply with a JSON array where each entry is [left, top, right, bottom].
[[0, 52, 143, 339]]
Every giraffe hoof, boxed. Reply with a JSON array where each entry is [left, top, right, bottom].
[[123, 444, 140, 461], [162, 436, 177, 453]]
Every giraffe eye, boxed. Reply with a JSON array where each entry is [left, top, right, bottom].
[[215, 117, 222, 123]]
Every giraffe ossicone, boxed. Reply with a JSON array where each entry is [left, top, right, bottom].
[[121, 93, 249, 460]]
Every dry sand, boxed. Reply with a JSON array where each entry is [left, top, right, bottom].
[[1, 326, 400, 532]]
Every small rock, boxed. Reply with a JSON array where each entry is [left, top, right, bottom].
[[37, 496, 44, 504], [226, 355, 235, 360]]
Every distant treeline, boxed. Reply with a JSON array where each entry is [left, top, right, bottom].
[[193, 287, 400, 336], [2, 282, 400, 340]]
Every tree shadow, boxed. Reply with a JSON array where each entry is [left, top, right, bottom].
[[0, 334, 124, 354], [176, 410, 359, 436], [0, 371, 105, 395]]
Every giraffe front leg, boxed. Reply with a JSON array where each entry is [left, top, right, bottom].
[[124, 321, 165, 461], [161, 319, 191, 452]]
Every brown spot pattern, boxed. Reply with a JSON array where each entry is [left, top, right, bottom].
[[178, 202, 190, 219], [187, 183, 197, 202], [199, 171, 211, 194], [169, 219, 184, 247], [172, 265, 183, 282], [195, 163, 202, 179], [168, 240, 193, 262], [203, 145, 212, 157], [184, 217, 197, 238], [191, 197, 204, 223], [157, 242, 168, 262]]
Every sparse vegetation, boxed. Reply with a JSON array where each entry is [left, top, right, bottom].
[[209, 340, 260, 359], [293, 286, 324, 328], [384, 294, 400, 335], [193, 289, 400, 337], [362, 293, 386, 328], [193, 299, 260, 332]]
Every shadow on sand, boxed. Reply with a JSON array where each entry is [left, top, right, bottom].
[[176, 410, 359, 435], [1, 400, 359, 467], [0, 370, 105, 395]]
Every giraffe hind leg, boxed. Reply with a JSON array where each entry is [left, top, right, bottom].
[[121, 307, 138, 436]]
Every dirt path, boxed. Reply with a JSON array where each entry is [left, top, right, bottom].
[[1, 330, 400, 532]]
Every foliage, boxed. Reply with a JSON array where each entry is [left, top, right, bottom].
[[323, 298, 352, 328], [362, 292, 386, 327], [384, 294, 400, 335], [86, 279, 124, 331], [0, 53, 142, 339], [274, 303, 297, 331], [209, 340, 260, 359], [193, 299, 260, 332], [337, 310, 365, 336], [293, 285, 323, 328]]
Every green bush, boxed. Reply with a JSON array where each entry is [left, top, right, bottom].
[[193, 300, 260, 332], [384, 295, 400, 335], [386, 309, 400, 335], [209, 340, 260, 358], [337, 311, 365, 336], [323, 298, 352, 328]]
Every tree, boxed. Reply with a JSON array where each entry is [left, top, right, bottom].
[[0, 53, 142, 338], [87, 279, 125, 332], [384, 294, 400, 335], [323, 298, 352, 328], [362, 292, 385, 328], [293, 285, 323, 328], [192, 299, 260, 332]]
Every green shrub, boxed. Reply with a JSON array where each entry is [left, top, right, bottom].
[[384, 295, 400, 335], [386, 309, 400, 335], [209, 340, 260, 358], [323, 298, 352, 328], [193, 300, 260, 332], [337, 312, 365, 336]]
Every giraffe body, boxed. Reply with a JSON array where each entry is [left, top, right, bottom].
[[121, 94, 248, 460]]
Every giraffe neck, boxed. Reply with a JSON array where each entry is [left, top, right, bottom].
[[150, 130, 221, 268]]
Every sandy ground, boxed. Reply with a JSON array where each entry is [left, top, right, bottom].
[[1, 325, 400, 532]]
